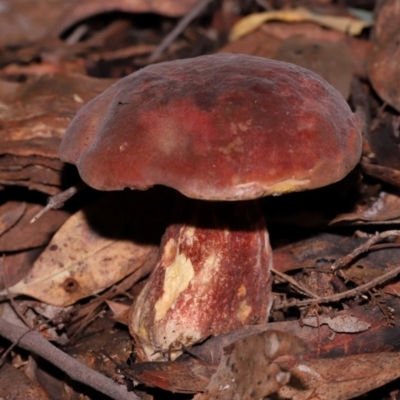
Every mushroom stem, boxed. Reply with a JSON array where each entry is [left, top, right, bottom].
[[129, 198, 273, 361]]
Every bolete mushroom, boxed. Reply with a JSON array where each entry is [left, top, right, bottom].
[[59, 53, 362, 361]]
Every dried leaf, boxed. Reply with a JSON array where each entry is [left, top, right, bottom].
[[278, 352, 400, 400], [67, 328, 132, 382], [2, 197, 158, 306], [199, 331, 306, 400], [301, 315, 371, 333], [128, 359, 215, 393], [368, 28, 400, 113], [331, 192, 400, 225], [361, 161, 400, 188], [127, 298, 400, 393], [0, 74, 114, 194], [107, 300, 130, 326], [373, 0, 400, 45], [229, 7, 371, 42], [221, 22, 371, 80], [366, 112, 400, 170], [0, 0, 74, 47], [188, 298, 400, 363], [0, 248, 42, 289], [0, 204, 70, 252], [0, 201, 26, 237], [273, 232, 400, 275], [49, 0, 200, 38], [273, 37, 354, 99], [0, 363, 51, 400]]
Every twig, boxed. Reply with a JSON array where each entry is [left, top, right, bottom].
[[271, 267, 320, 299], [331, 230, 400, 270], [147, 0, 214, 63], [0, 318, 139, 400], [30, 183, 85, 223], [275, 263, 400, 310], [2, 255, 32, 329]]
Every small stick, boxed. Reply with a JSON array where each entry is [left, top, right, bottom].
[[2, 255, 31, 329], [147, 0, 214, 63], [332, 230, 400, 270], [275, 263, 400, 310], [0, 318, 140, 400], [30, 183, 85, 224], [272, 267, 320, 299]]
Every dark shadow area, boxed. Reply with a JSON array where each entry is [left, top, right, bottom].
[[82, 185, 175, 246]]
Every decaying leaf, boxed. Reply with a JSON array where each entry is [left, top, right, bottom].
[[301, 315, 371, 333], [107, 300, 130, 325], [331, 191, 400, 225], [361, 161, 400, 188], [0, 74, 114, 194], [229, 7, 371, 42], [366, 112, 400, 170], [273, 36, 354, 99], [273, 232, 400, 274], [0, 248, 42, 290], [278, 352, 400, 400], [0, 204, 70, 252], [368, 30, 400, 113], [48, 0, 200, 38], [128, 359, 215, 394], [0, 201, 26, 237], [0, 0, 74, 47], [187, 297, 400, 363], [1, 195, 158, 306], [198, 331, 306, 400], [0, 363, 51, 400], [373, 0, 400, 45]]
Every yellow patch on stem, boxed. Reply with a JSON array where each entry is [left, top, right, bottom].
[[237, 300, 252, 323], [154, 252, 195, 321]]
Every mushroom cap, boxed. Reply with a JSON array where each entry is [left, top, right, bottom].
[[60, 53, 362, 200]]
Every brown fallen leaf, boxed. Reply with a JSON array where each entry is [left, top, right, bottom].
[[67, 328, 132, 382], [368, 31, 400, 113], [0, 363, 51, 400], [128, 330, 305, 395], [0, 201, 26, 237], [273, 36, 354, 99], [361, 161, 400, 188], [189, 297, 400, 363], [0, 0, 74, 47], [373, 0, 400, 46], [300, 315, 371, 333], [0, 74, 114, 194], [125, 296, 400, 394], [0, 204, 70, 252], [197, 331, 306, 400], [48, 0, 200, 38], [0, 248, 42, 290], [278, 352, 400, 400], [330, 191, 400, 225], [128, 358, 215, 394], [367, 112, 400, 170], [273, 232, 400, 274], [107, 300, 130, 325], [1, 194, 159, 306], [221, 22, 371, 80]]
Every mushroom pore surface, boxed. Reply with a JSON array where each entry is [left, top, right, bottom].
[[59, 53, 362, 200]]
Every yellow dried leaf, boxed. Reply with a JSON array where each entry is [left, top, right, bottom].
[[229, 7, 371, 42], [5, 208, 157, 306]]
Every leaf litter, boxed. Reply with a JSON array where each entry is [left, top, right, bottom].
[[1, 0, 400, 399]]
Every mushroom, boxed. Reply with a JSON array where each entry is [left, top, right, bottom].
[[59, 53, 362, 361]]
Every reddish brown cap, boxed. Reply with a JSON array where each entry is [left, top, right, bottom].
[[60, 53, 362, 200]]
